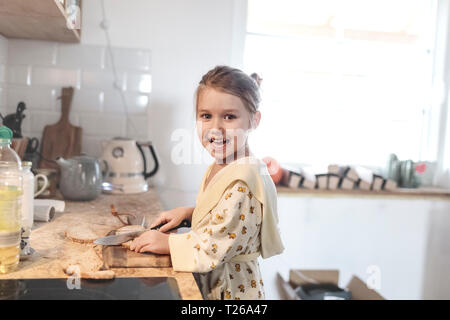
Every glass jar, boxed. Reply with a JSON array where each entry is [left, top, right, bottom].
[[20, 162, 34, 257], [0, 131, 23, 274]]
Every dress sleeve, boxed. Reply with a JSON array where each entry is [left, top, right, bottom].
[[169, 180, 261, 273]]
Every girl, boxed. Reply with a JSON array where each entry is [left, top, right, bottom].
[[130, 66, 284, 300]]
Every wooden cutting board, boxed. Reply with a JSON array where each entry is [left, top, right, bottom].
[[40, 87, 82, 169], [102, 245, 172, 268]]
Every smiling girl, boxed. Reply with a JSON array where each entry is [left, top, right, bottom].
[[130, 66, 284, 300]]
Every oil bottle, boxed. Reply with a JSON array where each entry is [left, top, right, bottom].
[[0, 126, 23, 274]]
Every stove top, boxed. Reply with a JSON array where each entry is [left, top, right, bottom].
[[0, 277, 181, 300]]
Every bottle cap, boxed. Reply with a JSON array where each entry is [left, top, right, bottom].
[[0, 126, 13, 140]]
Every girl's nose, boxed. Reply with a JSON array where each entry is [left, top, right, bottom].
[[211, 117, 225, 133]]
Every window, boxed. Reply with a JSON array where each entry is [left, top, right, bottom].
[[244, 0, 437, 169]]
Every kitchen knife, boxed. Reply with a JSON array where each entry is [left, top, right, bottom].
[[93, 219, 191, 246]]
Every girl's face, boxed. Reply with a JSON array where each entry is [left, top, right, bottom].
[[196, 87, 260, 164]]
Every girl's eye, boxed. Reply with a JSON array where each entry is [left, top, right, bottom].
[[200, 114, 211, 119], [224, 114, 236, 120]]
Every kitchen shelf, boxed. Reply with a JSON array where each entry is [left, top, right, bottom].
[[0, 0, 81, 43], [276, 186, 450, 201]]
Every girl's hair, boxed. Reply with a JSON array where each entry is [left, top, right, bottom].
[[196, 66, 261, 114]]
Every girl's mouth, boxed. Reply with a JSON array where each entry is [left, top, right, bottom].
[[208, 137, 230, 151]]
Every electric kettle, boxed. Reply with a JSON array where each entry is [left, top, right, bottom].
[[100, 138, 159, 194]]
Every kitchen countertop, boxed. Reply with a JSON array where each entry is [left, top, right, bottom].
[[277, 186, 450, 201], [0, 190, 203, 300]]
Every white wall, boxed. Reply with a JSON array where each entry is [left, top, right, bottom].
[[0, 34, 7, 115], [263, 195, 450, 300]]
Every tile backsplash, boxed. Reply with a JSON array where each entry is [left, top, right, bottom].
[[0, 35, 7, 113], [0, 39, 151, 158]]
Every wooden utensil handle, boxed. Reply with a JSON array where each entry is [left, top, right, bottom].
[[60, 87, 74, 123]]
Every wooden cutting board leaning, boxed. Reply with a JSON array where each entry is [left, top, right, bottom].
[[40, 87, 82, 169]]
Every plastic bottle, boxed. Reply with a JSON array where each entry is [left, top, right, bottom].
[[0, 126, 23, 274]]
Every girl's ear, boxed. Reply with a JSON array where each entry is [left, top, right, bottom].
[[250, 111, 261, 130]]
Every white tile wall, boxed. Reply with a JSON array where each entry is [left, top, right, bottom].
[[6, 65, 31, 85], [57, 44, 106, 69], [0, 64, 6, 83], [7, 40, 57, 66], [0, 86, 5, 107], [105, 47, 151, 71], [2, 39, 151, 157], [0, 34, 8, 64], [0, 35, 7, 116]]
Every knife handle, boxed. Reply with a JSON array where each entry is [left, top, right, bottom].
[[150, 219, 191, 232]]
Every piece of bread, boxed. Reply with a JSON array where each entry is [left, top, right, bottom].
[[121, 240, 133, 250], [65, 225, 112, 244], [64, 265, 115, 279], [81, 270, 116, 279], [115, 225, 145, 235]]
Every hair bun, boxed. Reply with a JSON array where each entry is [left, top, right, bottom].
[[250, 73, 262, 87]]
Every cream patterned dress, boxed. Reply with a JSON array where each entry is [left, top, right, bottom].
[[171, 180, 265, 300]]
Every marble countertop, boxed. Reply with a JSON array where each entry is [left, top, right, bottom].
[[0, 190, 202, 300]]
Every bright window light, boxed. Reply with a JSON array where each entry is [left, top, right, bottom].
[[244, 0, 436, 168]]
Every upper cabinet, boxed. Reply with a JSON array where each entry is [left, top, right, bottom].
[[0, 0, 81, 43]]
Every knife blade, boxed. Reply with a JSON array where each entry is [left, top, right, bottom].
[[93, 219, 191, 246]]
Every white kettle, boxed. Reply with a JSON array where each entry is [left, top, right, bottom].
[[100, 138, 159, 194]]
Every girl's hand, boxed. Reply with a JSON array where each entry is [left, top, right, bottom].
[[130, 230, 170, 254], [150, 207, 194, 233]]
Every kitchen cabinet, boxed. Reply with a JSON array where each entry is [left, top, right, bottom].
[[0, 0, 81, 43]]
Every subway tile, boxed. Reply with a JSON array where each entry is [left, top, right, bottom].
[[81, 69, 125, 90], [125, 72, 152, 93], [81, 136, 104, 158], [0, 51, 6, 65], [6, 85, 30, 109], [29, 111, 60, 133], [126, 115, 148, 139], [7, 85, 57, 111], [103, 89, 148, 114], [68, 112, 79, 126], [0, 86, 6, 108], [28, 87, 58, 110], [32, 66, 80, 88], [79, 114, 126, 136], [7, 65, 31, 85], [0, 35, 8, 64], [105, 48, 151, 71], [71, 88, 103, 113], [57, 44, 106, 69], [8, 40, 57, 66], [0, 64, 6, 83]]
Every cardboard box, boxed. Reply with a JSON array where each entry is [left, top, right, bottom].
[[279, 269, 385, 300]]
